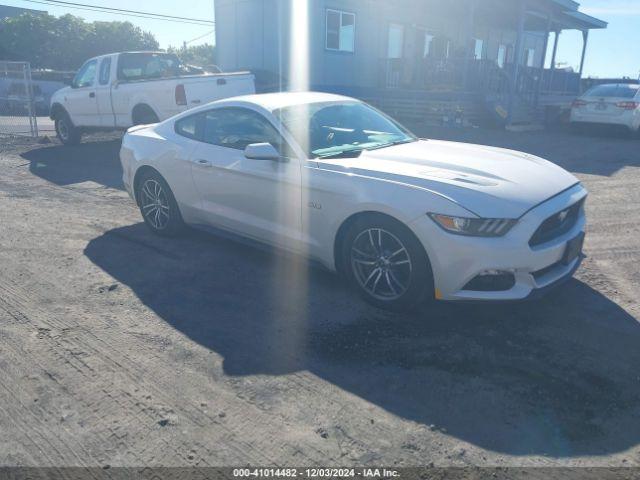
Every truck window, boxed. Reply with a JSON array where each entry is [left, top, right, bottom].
[[117, 53, 183, 81], [99, 57, 112, 85], [73, 60, 97, 88]]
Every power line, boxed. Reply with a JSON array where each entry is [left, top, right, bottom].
[[20, 0, 215, 26], [30, 0, 215, 24], [184, 29, 216, 45]]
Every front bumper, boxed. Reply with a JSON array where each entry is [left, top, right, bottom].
[[411, 184, 588, 301]]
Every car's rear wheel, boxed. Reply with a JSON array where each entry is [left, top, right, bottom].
[[341, 214, 433, 311], [132, 105, 159, 126], [55, 112, 81, 145], [137, 170, 184, 236]]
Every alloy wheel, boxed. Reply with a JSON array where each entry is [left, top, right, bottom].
[[140, 179, 170, 230], [57, 118, 69, 142], [350, 228, 412, 301]]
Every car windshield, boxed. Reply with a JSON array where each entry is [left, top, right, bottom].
[[274, 101, 417, 158]]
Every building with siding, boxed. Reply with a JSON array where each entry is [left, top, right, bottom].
[[214, 0, 607, 126]]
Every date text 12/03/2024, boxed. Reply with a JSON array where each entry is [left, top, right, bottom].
[[232, 468, 400, 478]]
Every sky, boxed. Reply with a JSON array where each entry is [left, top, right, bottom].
[[555, 0, 640, 78], [2, 0, 639, 79]]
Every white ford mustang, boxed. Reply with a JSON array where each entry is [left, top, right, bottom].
[[120, 92, 587, 310]]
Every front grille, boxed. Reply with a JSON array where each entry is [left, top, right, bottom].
[[529, 198, 584, 247]]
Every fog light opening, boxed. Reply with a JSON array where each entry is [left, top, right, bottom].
[[463, 270, 516, 292]]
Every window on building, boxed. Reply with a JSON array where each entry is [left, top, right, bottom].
[[525, 48, 536, 67], [423, 33, 434, 58], [497, 44, 507, 68], [474, 39, 484, 60], [326, 9, 355, 52], [387, 24, 404, 59]]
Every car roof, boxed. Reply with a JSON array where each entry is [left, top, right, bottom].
[[220, 91, 358, 112], [588, 83, 639, 89]]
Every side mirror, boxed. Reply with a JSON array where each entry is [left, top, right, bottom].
[[244, 143, 281, 161]]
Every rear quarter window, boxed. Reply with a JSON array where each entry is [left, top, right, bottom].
[[175, 113, 201, 140]]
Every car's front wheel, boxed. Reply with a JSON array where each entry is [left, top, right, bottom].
[[137, 170, 185, 236], [342, 214, 434, 311]]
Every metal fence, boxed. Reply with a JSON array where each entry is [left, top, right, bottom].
[[0, 61, 39, 137]]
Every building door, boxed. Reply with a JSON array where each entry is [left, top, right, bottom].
[[386, 23, 404, 87]]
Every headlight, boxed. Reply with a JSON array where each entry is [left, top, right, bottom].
[[428, 213, 517, 237]]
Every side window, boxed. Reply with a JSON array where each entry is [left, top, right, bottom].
[[175, 113, 202, 140], [73, 60, 97, 88], [99, 57, 111, 85], [202, 108, 286, 152]]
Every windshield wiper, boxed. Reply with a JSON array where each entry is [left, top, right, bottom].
[[367, 138, 418, 151], [317, 149, 364, 159]]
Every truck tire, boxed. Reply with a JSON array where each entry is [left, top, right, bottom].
[[55, 111, 82, 145]]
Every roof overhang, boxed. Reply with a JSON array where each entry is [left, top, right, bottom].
[[547, 0, 608, 30], [562, 10, 608, 29]]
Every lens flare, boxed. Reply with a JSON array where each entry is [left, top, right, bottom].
[[265, 0, 311, 373]]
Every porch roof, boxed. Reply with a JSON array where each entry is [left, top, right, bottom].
[[561, 9, 608, 30], [550, 0, 608, 30]]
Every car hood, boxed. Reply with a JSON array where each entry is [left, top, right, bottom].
[[315, 139, 579, 218]]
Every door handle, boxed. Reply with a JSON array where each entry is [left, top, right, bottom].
[[89, 92, 95, 98], [195, 159, 212, 167]]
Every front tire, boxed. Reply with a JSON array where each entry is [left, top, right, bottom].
[[341, 214, 434, 311], [137, 171, 185, 237], [55, 112, 81, 145]]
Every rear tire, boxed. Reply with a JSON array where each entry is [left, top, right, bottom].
[[55, 112, 81, 145], [132, 105, 159, 126], [136, 170, 185, 237], [341, 214, 434, 311]]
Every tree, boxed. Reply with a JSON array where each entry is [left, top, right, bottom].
[[168, 43, 217, 68], [0, 13, 159, 70]]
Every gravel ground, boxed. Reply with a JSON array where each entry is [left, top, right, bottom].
[[0, 127, 639, 469]]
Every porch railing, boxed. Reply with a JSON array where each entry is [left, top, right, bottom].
[[381, 58, 466, 91], [381, 58, 581, 98]]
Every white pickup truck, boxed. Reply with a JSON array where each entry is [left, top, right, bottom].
[[50, 51, 255, 145]]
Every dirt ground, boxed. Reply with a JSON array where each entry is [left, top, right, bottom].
[[0, 126, 639, 469]]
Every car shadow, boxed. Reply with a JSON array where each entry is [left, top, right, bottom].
[[21, 139, 124, 190], [85, 223, 640, 457]]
